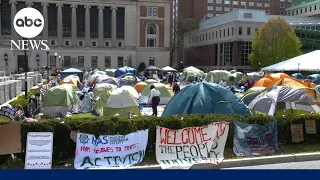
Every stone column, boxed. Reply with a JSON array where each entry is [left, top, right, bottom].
[[71, 4, 77, 47], [98, 6, 104, 47], [10, 0, 17, 41], [85, 5, 91, 47], [25, 1, 33, 7], [111, 6, 117, 47], [217, 43, 221, 66], [56, 3, 63, 46], [0, 1, 2, 46], [41, 3, 49, 40]]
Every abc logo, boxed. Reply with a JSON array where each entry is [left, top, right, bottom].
[[13, 8, 44, 38]]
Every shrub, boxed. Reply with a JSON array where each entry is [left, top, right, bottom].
[[0, 113, 320, 166]]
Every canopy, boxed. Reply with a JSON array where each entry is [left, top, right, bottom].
[[145, 66, 159, 71], [62, 68, 83, 73], [261, 50, 320, 71], [115, 66, 136, 78], [161, 66, 177, 72], [162, 82, 251, 116]]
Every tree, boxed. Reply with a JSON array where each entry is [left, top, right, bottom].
[[170, 18, 198, 67], [249, 17, 302, 69], [137, 62, 146, 72]]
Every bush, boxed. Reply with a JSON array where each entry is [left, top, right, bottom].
[[0, 113, 320, 166]]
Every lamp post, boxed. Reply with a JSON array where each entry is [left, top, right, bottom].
[[46, 48, 50, 79], [180, 60, 183, 71], [54, 52, 57, 70], [298, 63, 300, 73], [36, 54, 40, 68], [24, 38, 28, 99], [258, 62, 261, 71], [4, 53, 8, 66], [58, 55, 61, 69]]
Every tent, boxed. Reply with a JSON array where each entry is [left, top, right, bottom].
[[162, 82, 251, 116], [103, 77, 120, 86], [270, 73, 290, 80], [247, 72, 264, 82], [183, 66, 205, 78], [61, 75, 82, 90], [145, 66, 160, 71], [248, 86, 320, 115], [140, 83, 173, 105], [115, 66, 136, 78], [134, 82, 147, 93], [291, 73, 305, 80], [104, 69, 117, 77], [307, 74, 320, 85], [95, 88, 141, 117], [161, 66, 177, 72], [241, 87, 266, 105], [60, 68, 83, 81], [119, 85, 139, 99], [262, 50, 320, 71], [265, 78, 315, 89], [93, 83, 117, 97], [42, 84, 80, 117], [253, 78, 273, 87], [204, 70, 231, 83], [227, 72, 243, 86], [145, 79, 158, 85], [119, 73, 141, 87]]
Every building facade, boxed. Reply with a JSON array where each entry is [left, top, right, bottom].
[[183, 9, 320, 72], [286, 0, 320, 17], [0, 0, 172, 72]]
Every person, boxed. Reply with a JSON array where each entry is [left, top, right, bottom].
[[168, 73, 173, 87], [172, 82, 180, 94], [149, 84, 160, 116], [15, 104, 25, 121]]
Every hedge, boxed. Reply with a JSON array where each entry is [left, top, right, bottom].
[[0, 113, 320, 166]]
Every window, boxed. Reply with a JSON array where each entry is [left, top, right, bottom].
[[118, 57, 124, 67], [105, 42, 110, 47], [65, 41, 70, 46], [239, 27, 242, 35], [215, 31, 217, 39], [233, 1, 238, 5], [247, 27, 251, 35], [209, 32, 211, 40], [49, 56, 56, 68], [148, 7, 158, 16], [147, 24, 157, 47], [62, 5, 72, 37], [216, 0, 221, 4], [207, 13, 213, 17], [149, 57, 155, 66], [76, 5, 85, 37], [92, 41, 97, 47], [91, 56, 98, 68], [305, 8, 307, 12], [232, 27, 234, 35], [79, 41, 83, 47], [249, 2, 254, 6], [280, 11, 284, 15], [216, 7, 222, 11], [78, 56, 84, 68], [206, 33, 208, 40], [64, 56, 71, 68], [118, 42, 122, 47], [310, 6, 312, 11], [208, 0, 213, 3], [225, 7, 230, 11], [105, 56, 111, 67], [208, 6, 213, 10], [48, 4, 57, 36], [219, 30, 221, 38], [300, 9, 302, 13], [315, 5, 317, 10], [223, 29, 225, 37], [265, 3, 270, 7], [227, 28, 230, 36], [225, 1, 230, 4], [288, 12, 290, 16], [241, 2, 246, 6], [280, 4, 285, 8], [50, 40, 56, 46], [257, 3, 262, 7]]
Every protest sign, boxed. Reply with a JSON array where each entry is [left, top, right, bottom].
[[0, 122, 21, 155], [0, 106, 16, 120], [156, 124, 218, 169], [74, 129, 148, 169], [233, 121, 279, 156], [305, 120, 316, 134], [25, 132, 53, 169], [291, 124, 304, 142]]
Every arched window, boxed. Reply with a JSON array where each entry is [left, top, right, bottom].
[[146, 23, 157, 47]]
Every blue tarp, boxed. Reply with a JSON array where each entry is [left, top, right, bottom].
[[162, 82, 251, 116], [291, 73, 305, 80], [115, 66, 137, 78]]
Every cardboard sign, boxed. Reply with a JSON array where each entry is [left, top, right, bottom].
[[291, 124, 304, 143], [305, 120, 316, 134], [25, 132, 54, 169], [0, 122, 21, 155], [0, 106, 16, 120]]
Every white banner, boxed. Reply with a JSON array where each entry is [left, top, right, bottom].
[[25, 132, 53, 169], [156, 124, 218, 169], [74, 129, 148, 169]]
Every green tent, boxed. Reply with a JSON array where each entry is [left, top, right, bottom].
[[93, 83, 117, 97], [145, 79, 158, 85], [227, 72, 243, 86], [140, 83, 173, 104], [104, 69, 117, 77], [43, 84, 80, 107], [205, 70, 231, 83]]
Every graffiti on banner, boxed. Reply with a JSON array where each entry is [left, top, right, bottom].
[[74, 129, 148, 169], [156, 124, 218, 169], [201, 121, 229, 165], [305, 120, 316, 134], [233, 121, 279, 156], [291, 124, 304, 143], [0, 106, 16, 120]]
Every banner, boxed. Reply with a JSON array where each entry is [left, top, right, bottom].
[[233, 121, 279, 156], [74, 130, 148, 169], [156, 124, 218, 169], [291, 124, 304, 142], [0, 122, 21, 155], [25, 132, 53, 169], [0, 106, 16, 120], [305, 120, 316, 134]]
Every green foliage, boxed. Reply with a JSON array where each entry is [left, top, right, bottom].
[[249, 17, 302, 69], [1, 113, 320, 166], [9, 88, 39, 108], [137, 62, 147, 73]]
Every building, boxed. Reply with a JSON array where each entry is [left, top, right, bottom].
[[0, 0, 172, 72], [183, 9, 320, 72], [286, 0, 320, 17]]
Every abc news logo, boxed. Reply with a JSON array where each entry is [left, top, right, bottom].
[[10, 7, 49, 50]]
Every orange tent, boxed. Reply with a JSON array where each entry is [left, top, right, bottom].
[[271, 73, 290, 79], [253, 78, 273, 87], [134, 82, 147, 93], [265, 78, 315, 89]]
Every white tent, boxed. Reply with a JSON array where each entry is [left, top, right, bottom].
[[261, 50, 320, 71], [161, 66, 177, 72]]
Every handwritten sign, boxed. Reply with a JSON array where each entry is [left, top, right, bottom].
[[0, 106, 16, 120], [74, 130, 148, 169], [291, 124, 304, 143], [156, 124, 218, 169], [25, 132, 53, 169], [305, 120, 316, 134]]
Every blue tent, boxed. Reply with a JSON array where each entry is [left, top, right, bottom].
[[60, 68, 83, 81], [162, 82, 251, 116], [307, 74, 320, 84], [291, 73, 305, 80], [115, 66, 136, 78]]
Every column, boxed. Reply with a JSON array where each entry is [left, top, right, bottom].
[[71, 4, 77, 47], [217, 43, 221, 66], [41, 3, 49, 40], [25, 1, 33, 7], [56, 3, 63, 46], [85, 5, 91, 47], [111, 6, 117, 47], [98, 6, 104, 47], [10, 0, 17, 41], [0, 1, 2, 45]]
